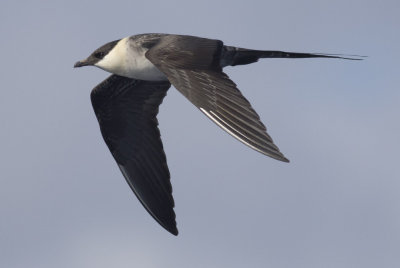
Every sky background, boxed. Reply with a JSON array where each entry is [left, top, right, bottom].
[[1, 0, 399, 267]]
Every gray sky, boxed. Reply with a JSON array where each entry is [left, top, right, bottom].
[[1, 0, 399, 267]]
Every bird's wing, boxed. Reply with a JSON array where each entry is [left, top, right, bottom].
[[90, 74, 178, 235], [146, 35, 289, 162]]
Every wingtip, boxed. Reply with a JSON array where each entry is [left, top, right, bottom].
[[157, 215, 178, 236], [260, 150, 290, 163], [166, 225, 179, 236], [275, 155, 290, 163], [150, 213, 179, 236]]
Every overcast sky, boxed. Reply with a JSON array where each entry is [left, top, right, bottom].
[[1, 1, 399, 267]]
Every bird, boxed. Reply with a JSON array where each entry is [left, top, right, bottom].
[[74, 33, 361, 235]]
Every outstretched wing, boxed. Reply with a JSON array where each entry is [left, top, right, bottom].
[[146, 35, 289, 162], [90, 74, 178, 235]]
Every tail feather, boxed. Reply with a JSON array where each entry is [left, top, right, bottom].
[[221, 46, 364, 67]]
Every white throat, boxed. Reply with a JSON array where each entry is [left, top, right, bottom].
[[95, 37, 167, 81]]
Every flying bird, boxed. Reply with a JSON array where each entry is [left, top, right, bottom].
[[74, 33, 360, 235]]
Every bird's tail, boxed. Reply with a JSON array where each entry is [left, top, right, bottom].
[[220, 46, 365, 67]]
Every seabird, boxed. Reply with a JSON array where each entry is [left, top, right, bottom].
[[74, 33, 360, 235]]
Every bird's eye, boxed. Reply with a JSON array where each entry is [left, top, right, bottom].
[[94, 52, 105, 58]]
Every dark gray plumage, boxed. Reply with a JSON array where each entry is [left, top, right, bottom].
[[146, 35, 289, 161], [90, 75, 176, 235]]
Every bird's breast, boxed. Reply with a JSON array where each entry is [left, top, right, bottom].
[[123, 53, 168, 81]]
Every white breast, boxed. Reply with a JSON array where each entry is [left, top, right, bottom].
[[95, 37, 167, 81]]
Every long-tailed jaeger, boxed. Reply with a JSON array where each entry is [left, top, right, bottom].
[[74, 33, 361, 235]]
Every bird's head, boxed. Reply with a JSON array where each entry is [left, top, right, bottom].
[[74, 39, 122, 71]]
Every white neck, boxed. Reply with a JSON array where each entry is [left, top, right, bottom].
[[95, 37, 167, 81]]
